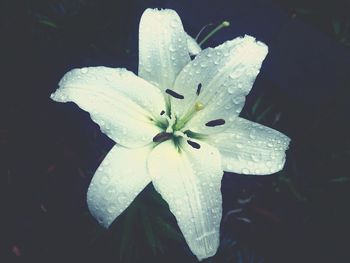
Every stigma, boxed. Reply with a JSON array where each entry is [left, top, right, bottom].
[[195, 102, 204, 111]]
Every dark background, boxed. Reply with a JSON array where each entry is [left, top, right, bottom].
[[1, 0, 350, 262]]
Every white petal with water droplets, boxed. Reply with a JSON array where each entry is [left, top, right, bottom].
[[138, 8, 190, 92], [186, 33, 202, 56], [148, 140, 223, 261], [51, 67, 164, 148], [87, 145, 152, 228], [208, 117, 290, 175], [172, 35, 268, 134]]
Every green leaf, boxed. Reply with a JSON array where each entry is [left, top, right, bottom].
[[256, 105, 274, 122], [119, 203, 138, 261], [278, 173, 307, 202], [140, 205, 159, 254], [154, 216, 184, 242], [251, 97, 262, 115], [38, 19, 59, 29], [332, 19, 342, 36], [330, 177, 350, 183]]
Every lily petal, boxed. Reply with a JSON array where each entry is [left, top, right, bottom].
[[208, 117, 290, 175], [51, 67, 164, 148], [87, 145, 152, 228], [186, 33, 202, 56], [148, 140, 223, 261], [138, 8, 190, 91], [172, 35, 268, 134]]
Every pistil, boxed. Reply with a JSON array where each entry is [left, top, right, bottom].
[[174, 101, 205, 130]]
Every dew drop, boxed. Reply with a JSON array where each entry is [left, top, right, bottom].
[[251, 154, 261, 162], [233, 95, 245, 105], [241, 168, 250, 174], [170, 20, 178, 28], [118, 195, 126, 203], [107, 206, 116, 214], [229, 72, 238, 79], [227, 86, 235, 94], [224, 104, 232, 110], [236, 143, 243, 148], [249, 133, 256, 140]]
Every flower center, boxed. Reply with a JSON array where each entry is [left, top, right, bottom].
[[152, 101, 205, 149], [152, 83, 226, 149]]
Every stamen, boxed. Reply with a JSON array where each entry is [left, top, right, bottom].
[[205, 119, 225, 127], [165, 89, 184, 99], [153, 132, 172, 143], [196, 83, 202, 95], [160, 110, 165, 115], [198, 20, 230, 46], [187, 140, 201, 149]]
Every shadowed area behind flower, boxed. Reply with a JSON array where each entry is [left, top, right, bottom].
[[1, 0, 350, 262]]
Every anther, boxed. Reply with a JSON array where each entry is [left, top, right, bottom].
[[153, 132, 172, 143], [196, 83, 202, 95], [165, 89, 184, 99], [160, 110, 165, 115], [205, 119, 225, 127], [187, 140, 201, 149]]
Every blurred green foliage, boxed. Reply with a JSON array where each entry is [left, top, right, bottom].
[[276, 0, 350, 46]]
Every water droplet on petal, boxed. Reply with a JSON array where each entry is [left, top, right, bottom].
[[170, 20, 178, 28], [251, 153, 261, 162], [249, 133, 256, 140], [224, 104, 232, 110], [118, 195, 126, 203], [233, 95, 245, 105], [227, 86, 235, 94], [241, 168, 250, 174]]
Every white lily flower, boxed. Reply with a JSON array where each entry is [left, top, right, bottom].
[[51, 8, 290, 261]]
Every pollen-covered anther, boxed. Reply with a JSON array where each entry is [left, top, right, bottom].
[[165, 89, 184, 99], [153, 132, 172, 143], [187, 140, 201, 149], [196, 83, 202, 95], [205, 119, 226, 127]]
